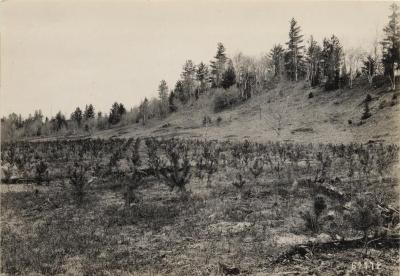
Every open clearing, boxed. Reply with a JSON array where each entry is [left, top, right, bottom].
[[1, 138, 399, 275]]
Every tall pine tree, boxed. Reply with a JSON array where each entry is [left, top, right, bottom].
[[322, 35, 343, 91], [158, 80, 169, 118], [210, 42, 227, 87], [285, 18, 304, 81], [381, 2, 400, 90], [196, 62, 209, 94]]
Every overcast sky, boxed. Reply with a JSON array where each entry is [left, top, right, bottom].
[[0, 0, 392, 118]]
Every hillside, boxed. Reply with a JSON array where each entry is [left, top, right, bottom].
[[92, 82, 400, 145]]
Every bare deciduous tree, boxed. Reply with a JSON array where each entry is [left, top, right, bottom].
[[346, 47, 365, 88]]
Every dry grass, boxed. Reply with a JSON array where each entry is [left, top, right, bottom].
[[1, 159, 399, 275], [91, 82, 400, 145]]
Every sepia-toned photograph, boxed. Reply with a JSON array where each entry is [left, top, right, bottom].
[[0, 0, 399, 275]]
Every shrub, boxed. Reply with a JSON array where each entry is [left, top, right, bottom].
[[348, 119, 353, 125], [361, 101, 371, 120], [196, 141, 220, 186], [232, 172, 246, 190], [35, 160, 49, 185], [1, 167, 12, 183], [308, 92, 314, 99], [159, 140, 192, 194], [249, 158, 264, 179], [129, 138, 141, 167], [216, 116, 222, 126], [325, 80, 339, 91], [145, 138, 163, 178], [372, 75, 389, 88], [213, 88, 238, 112], [202, 115, 212, 126], [301, 195, 327, 233], [124, 138, 144, 207], [365, 94, 372, 102], [349, 198, 381, 239], [314, 196, 327, 218], [391, 93, 398, 106], [123, 168, 144, 207], [67, 162, 87, 204]]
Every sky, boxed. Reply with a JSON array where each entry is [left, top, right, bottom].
[[0, 0, 393, 118]]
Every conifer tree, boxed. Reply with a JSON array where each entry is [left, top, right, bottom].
[[269, 44, 285, 78], [53, 111, 67, 131], [139, 98, 149, 125], [109, 102, 121, 125], [285, 18, 304, 81], [381, 3, 400, 90], [322, 35, 343, 90], [196, 62, 209, 94], [158, 80, 169, 118], [174, 80, 187, 104], [168, 90, 177, 112], [181, 60, 196, 101], [84, 104, 95, 120], [71, 107, 83, 126], [118, 103, 126, 117], [210, 42, 227, 87], [221, 60, 236, 89]]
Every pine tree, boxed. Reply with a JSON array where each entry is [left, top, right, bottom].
[[269, 44, 285, 78], [53, 111, 67, 131], [181, 60, 196, 101], [118, 103, 126, 117], [196, 62, 209, 94], [285, 18, 304, 81], [84, 104, 95, 120], [381, 3, 400, 90], [174, 80, 187, 103], [71, 107, 83, 126], [322, 35, 343, 91], [158, 80, 169, 117], [210, 42, 227, 87], [109, 102, 121, 125], [168, 90, 177, 112], [221, 60, 236, 89], [139, 98, 149, 125]]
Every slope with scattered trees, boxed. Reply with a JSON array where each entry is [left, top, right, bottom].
[[1, 3, 399, 144]]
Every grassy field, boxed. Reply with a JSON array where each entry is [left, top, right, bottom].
[[1, 138, 399, 275]]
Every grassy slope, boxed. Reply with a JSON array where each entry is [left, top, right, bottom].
[[93, 81, 400, 145]]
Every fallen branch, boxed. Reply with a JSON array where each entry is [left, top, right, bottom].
[[273, 235, 400, 264]]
